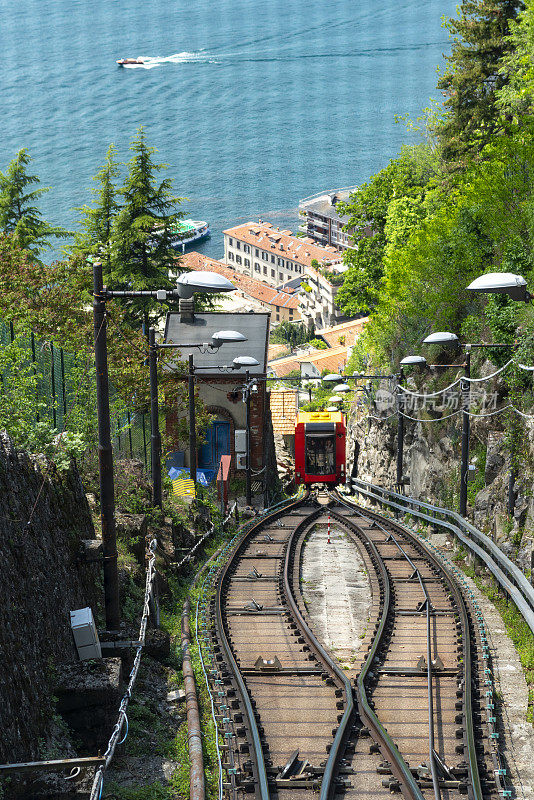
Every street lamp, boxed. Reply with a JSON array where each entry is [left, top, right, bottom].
[[92, 260, 237, 629], [323, 373, 343, 383], [467, 272, 531, 302], [396, 355, 427, 489]]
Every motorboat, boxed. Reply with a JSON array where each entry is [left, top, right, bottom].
[[116, 57, 145, 66]]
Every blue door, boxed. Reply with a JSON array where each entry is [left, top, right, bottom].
[[198, 421, 231, 470]]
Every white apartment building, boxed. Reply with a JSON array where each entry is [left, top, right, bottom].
[[223, 221, 343, 288], [298, 188, 357, 251], [298, 262, 347, 330]]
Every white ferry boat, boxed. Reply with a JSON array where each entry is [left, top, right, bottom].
[[170, 219, 211, 250]]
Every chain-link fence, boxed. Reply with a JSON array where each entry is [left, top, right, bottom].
[[0, 320, 151, 472]]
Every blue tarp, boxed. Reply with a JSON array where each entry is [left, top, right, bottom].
[[167, 467, 216, 485]]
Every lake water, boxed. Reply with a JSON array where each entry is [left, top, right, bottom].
[[0, 0, 456, 261]]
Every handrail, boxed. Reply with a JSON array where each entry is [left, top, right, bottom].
[[350, 480, 534, 635]]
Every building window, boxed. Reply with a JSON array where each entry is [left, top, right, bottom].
[[295, 264, 301, 273], [271, 269, 275, 278], [287, 262, 292, 271], [289, 310, 294, 319], [228, 251, 234, 261], [262, 251, 268, 261], [245, 258, 250, 267], [276, 312, 280, 320], [255, 263, 260, 272], [271, 255, 275, 263], [278, 274, 283, 281], [244, 244, 250, 254], [277, 258, 284, 267], [236, 241, 241, 250], [235, 255, 242, 265], [228, 237, 233, 246], [263, 265, 267, 274], [255, 248, 259, 256]]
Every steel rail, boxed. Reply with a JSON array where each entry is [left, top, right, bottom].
[[327, 502, 426, 800], [377, 522, 441, 800], [337, 492, 484, 800], [213, 492, 309, 800], [282, 510, 354, 800], [351, 480, 534, 632]]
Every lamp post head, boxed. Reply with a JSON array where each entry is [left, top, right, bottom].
[[334, 383, 351, 393], [326, 406, 339, 411], [176, 271, 236, 299], [400, 355, 427, 367], [232, 356, 260, 368], [328, 395, 343, 403], [467, 272, 530, 302], [423, 331, 459, 346], [210, 329, 248, 348], [322, 373, 342, 383]]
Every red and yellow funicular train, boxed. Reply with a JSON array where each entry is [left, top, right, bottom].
[[294, 410, 346, 486]]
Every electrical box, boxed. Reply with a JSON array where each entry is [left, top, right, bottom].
[[235, 429, 247, 454], [70, 607, 102, 661], [236, 454, 247, 470], [467, 464, 477, 482]]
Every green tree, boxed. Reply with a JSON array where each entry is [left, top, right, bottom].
[[111, 127, 185, 332], [434, 0, 524, 167], [74, 144, 121, 276], [270, 320, 314, 349], [497, 0, 534, 118], [0, 149, 69, 257], [336, 144, 439, 314]]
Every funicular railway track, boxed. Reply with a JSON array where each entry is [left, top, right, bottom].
[[202, 492, 502, 800]]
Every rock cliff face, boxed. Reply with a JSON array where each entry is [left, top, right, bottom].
[[347, 398, 534, 575], [0, 432, 99, 764]]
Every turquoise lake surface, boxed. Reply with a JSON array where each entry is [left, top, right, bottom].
[[0, 0, 456, 260]]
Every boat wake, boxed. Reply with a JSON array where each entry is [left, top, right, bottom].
[[121, 51, 219, 68]]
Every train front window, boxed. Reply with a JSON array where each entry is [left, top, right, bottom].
[[305, 432, 336, 475]]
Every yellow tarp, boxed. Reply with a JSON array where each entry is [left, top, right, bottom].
[[172, 477, 196, 498]]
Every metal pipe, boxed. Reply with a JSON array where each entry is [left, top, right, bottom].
[[460, 350, 471, 518], [189, 354, 197, 486], [182, 599, 205, 800], [149, 328, 162, 508], [93, 261, 120, 630]]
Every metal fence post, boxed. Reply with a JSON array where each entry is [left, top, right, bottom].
[[149, 328, 163, 509]]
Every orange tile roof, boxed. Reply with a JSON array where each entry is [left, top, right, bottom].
[[268, 343, 290, 361], [224, 221, 343, 269], [319, 317, 369, 348], [181, 251, 299, 311], [269, 390, 298, 435], [268, 344, 349, 377]]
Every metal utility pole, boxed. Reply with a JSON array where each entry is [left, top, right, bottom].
[[396, 367, 405, 488], [245, 370, 252, 506], [188, 354, 197, 486], [93, 261, 120, 630], [149, 328, 162, 509], [459, 348, 471, 518]]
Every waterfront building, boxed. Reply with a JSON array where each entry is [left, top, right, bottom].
[[179, 252, 300, 325], [298, 188, 357, 250], [223, 221, 343, 288]]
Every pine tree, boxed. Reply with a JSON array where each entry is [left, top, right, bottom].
[[73, 144, 121, 277], [497, 0, 534, 118], [111, 127, 184, 332], [0, 148, 69, 257], [435, 0, 524, 167]]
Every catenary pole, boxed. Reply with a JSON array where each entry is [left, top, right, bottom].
[[459, 349, 471, 518], [245, 370, 252, 506], [93, 261, 120, 630], [149, 328, 162, 509], [396, 367, 405, 488], [189, 354, 197, 486]]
